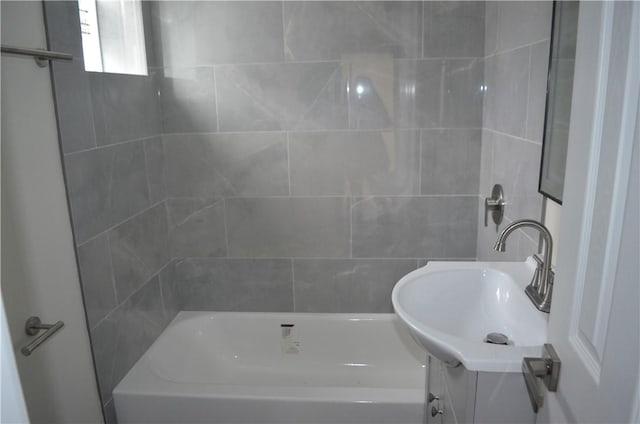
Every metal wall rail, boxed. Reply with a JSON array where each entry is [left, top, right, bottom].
[[1, 45, 72, 65]]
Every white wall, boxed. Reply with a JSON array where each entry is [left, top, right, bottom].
[[1, 1, 103, 422], [543, 200, 562, 266], [0, 299, 29, 423]]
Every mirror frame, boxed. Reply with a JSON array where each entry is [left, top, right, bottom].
[[538, 1, 579, 205]]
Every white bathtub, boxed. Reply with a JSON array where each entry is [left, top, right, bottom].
[[113, 312, 426, 423]]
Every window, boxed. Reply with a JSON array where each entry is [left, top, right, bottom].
[[78, 0, 147, 75]]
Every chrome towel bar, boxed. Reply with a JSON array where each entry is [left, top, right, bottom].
[[1, 45, 72, 67], [21, 316, 65, 356]]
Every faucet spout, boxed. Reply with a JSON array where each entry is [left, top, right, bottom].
[[494, 219, 554, 313]]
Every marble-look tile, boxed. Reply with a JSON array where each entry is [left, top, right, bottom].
[[90, 277, 166, 404], [90, 314, 118, 404], [483, 47, 529, 137], [293, 259, 416, 313], [43, 0, 95, 154], [64, 141, 150, 244], [226, 197, 350, 258], [49, 60, 97, 154], [421, 129, 481, 195], [89, 72, 161, 146], [143, 137, 167, 204], [496, 1, 553, 52], [159, 261, 179, 324], [352, 196, 478, 258], [151, 1, 284, 67], [102, 400, 117, 424], [517, 229, 541, 260], [478, 130, 544, 248], [289, 130, 420, 196], [42, 1, 84, 59], [478, 129, 494, 198], [484, 1, 499, 56], [354, 58, 483, 129], [423, 2, 485, 58], [482, 56, 494, 129], [108, 203, 170, 302], [526, 41, 551, 143], [283, 2, 422, 61], [439, 58, 484, 128], [215, 62, 348, 131], [158, 67, 217, 133], [163, 133, 288, 198], [174, 259, 293, 311], [167, 198, 227, 258], [346, 55, 399, 130], [490, 132, 544, 225], [76, 234, 117, 329]]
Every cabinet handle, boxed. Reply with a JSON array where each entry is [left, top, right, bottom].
[[521, 343, 561, 413], [431, 406, 444, 417], [428, 392, 440, 403]]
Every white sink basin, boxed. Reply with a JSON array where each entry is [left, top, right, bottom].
[[392, 257, 548, 372]]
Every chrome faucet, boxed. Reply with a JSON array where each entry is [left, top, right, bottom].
[[494, 219, 554, 313]]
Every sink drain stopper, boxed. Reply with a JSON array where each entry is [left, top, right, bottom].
[[484, 332, 509, 345]]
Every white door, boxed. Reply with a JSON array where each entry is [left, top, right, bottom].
[[538, 2, 639, 423], [1, 1, 103, 422]]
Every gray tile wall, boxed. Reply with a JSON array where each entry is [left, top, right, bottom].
[[45, 1, 506, 419], [150, 1, 484, 314], [44, 2, 174, 417], [477, 2, 552, 260]]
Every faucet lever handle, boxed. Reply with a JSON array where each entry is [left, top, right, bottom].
[[484, 184, 505, 227]]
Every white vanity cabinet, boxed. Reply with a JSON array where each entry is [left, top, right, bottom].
[[426, 355, 536, 424]]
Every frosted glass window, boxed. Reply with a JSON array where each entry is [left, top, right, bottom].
[[78, 0, 148, 75]]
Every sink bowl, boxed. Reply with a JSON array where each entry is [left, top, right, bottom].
[[392, 257, 548, 372]]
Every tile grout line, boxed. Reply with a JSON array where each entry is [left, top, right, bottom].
[[346, 62, 351, 127], [161, 127, 484, 138], [486, 128, 542, 146], [222, 197, 230, 257], [291, 258, 296, 312], [158, 270, 168, 322], [76, 198, 168, 249], [89, 259, 173, 332], [64, 134, 160, 157], [172, 256, 475, 261], [105, 231, 119, 313], [151, 57, 487, 70], [281, 0, 287, 61], [418, 130, 423, 195], [141, 140, 153, 206], [421, 1, 426, 58], [218, 194, 481, 200], [102, 399, 113, 414], [213, 66, 221, 132], [286, 132, 292, 196], [349, 197, 353, 259], [484, 37, 551, 60], [524, 44, 533, 138]]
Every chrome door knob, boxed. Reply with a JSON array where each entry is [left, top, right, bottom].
[[427, 392, 440, 403]]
